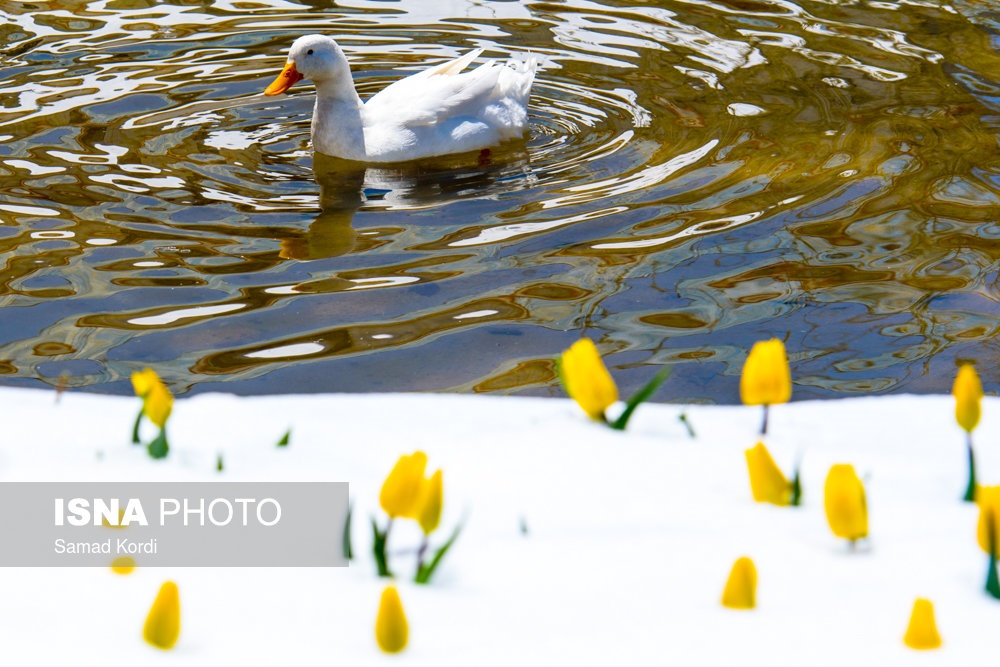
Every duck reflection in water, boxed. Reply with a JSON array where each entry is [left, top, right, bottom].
[[280, 147, 533, 261]]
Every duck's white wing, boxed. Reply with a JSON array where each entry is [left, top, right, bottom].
[[362, 50, 506, 127]]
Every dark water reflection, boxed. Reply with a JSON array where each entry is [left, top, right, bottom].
[[3, 0, 1000, 402]]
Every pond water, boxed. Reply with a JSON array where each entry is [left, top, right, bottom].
[[3, 0, 1000, 402]]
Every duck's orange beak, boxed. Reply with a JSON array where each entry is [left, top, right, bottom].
[[264, 61, 304, 95]]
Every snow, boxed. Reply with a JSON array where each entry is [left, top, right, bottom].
[[1, 386, 998, 664]]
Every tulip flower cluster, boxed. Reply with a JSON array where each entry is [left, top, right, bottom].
[[740, 345, 868, 545], [131, 368, 173, 459], [558, 338, 668, 430], [372, 451, 461, 583]]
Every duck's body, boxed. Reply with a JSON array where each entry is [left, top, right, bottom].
[[265, 35, 536, 163]]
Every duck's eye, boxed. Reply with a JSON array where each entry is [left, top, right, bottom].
[[307, 49, 314, 55]]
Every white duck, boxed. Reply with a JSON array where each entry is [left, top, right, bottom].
[[264, 35, 536, 163]]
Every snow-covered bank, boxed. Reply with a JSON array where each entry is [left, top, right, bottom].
[[2, 387, 999, 665]]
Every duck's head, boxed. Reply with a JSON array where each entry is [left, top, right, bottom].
[[264, 35, 352, 95]]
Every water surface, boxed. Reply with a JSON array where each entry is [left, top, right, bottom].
[[3, 0, 1000, 401]]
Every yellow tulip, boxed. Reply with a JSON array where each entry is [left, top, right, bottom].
[[740, 338, 792, 406], [130, 367, 156, 397], [111, 555, 135, 575], [380, 452, 428, 519], [823, 464, 868, 543], [745, 442, 792, 506], [375, 585, 408, 654], [143, 581, 181, 650], [903, 598, 942, 650], [131, 368, 173, 429], [416, 469, 443, 535], [559, 338, 618, 421], [954, 363, 983, 434], [976, 486, 1000, 556], [721, 556, 757, 610]]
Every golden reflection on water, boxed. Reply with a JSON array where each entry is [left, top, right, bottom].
[[2, 0, 1000, 400]]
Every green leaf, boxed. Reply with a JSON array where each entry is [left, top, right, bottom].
[[216, 455, 224, 472], [131, 408, 143, 445], [371, 517, 392, 578], [277, 429, 291, 448], [147, 429, 169, 459], [415, 520, 463, 585], [610, 368, 670, 431], [342, 503, 353, 561]]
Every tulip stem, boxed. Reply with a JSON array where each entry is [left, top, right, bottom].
[[964, 433, 977, 503], [759, 404, 770, 436], [678, 411, 696, 438], [131, 409, 143, 444], [415, 536, 429, 576]]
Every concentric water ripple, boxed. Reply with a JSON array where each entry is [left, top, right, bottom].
[[3, 0, 1000, 400]]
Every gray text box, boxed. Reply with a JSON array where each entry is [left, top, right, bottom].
[[0, 482, 349, 566]]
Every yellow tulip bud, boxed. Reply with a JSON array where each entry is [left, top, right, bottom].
[[130, 368, 156, 397], [953, 364, 983, 434], [380, 452, 428, 519], [740, 338, 792, 406], [143, 581, 181, 650], [559, 338, 618, 421], [111, 555, 135, 575], [131, 368, 173, 429], [976, 486, 1000, 556], [416, 469, 443, 535], [745, 442, 791, 506], [721, 556, 757, 610], [375, 585, 408, 654], [824, 464, 868, 542], [903, 598, 942, 650]]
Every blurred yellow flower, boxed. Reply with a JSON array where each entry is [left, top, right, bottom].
[[953, 363, 983, 434], [721, 556, 757, 610], [823, 464, 868, 543], [111, 555, 135, 575], [380, 452, 428, 519], [375, 585, 408, 654], [903, 598, 942, 650], [131, 368, 173, 429], [740, 339, 792, 406], [416, 469, 443, 535], [976, 485, 1000, 556], [143, 581, 181, 650], [559, 338, 618, 421], [745, 442, 792, 506]]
